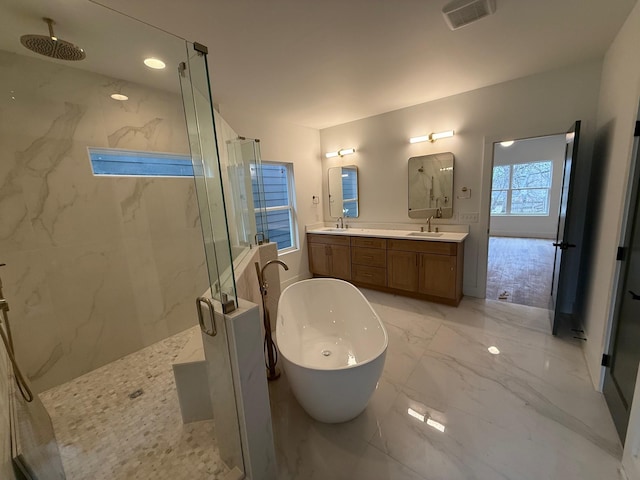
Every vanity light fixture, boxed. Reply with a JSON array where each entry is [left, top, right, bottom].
[[325, 148, 355, 158], [110, 93, 128, 101], [409, 130, 455, 144], [409, 135, 430, 144], [429, 130, 455, 142], [500, 140, 514, 147], [144, 57, 166, 69]]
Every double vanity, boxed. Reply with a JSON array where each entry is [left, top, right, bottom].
[[307, 227, 467, 306]]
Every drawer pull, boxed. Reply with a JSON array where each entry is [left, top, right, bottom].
[[362, 255, 373, 259], [362, 273, 372, 277]]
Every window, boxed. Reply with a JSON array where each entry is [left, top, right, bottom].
[[491, 160, 553, 216], [88, 147, 193, 177], [251, 162, 297, 251]]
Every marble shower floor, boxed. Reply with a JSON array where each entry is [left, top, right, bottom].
[[486, 236, 556, 309], [269, 289, 624, 480], [39, 326, 228, 480]]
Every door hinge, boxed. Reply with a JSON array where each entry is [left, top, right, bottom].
[[617, 246, 626, 261], [601, 354, 611, 367]]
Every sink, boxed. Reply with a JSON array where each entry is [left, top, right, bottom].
[[407, 232, 444, 238], [321, 228, 348, 232]]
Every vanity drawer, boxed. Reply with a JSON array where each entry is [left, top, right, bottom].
[[307, 233, 350, 246], [351, 236, 386, 249], [352, 247, 386, 268], [352, 264, 387, 287], [387, 239, 457, 256]]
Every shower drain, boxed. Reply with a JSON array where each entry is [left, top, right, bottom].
[[321, 350, 332, 357]]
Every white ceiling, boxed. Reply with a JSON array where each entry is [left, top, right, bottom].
[[1, 0, 637, 130]]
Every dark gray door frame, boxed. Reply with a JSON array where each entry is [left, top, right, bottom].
[[603, 119, 640, 442]]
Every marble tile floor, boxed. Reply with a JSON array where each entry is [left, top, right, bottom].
[[269, 288, 624, 480], [39, 326, 228, 480], [486, 236, 556, 310]]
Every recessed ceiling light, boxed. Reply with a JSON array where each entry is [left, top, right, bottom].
[[110, 93, 128, 101], [500, 141, 514, 147], [144, 57, 166, 70], [488, 346, 500, 355]]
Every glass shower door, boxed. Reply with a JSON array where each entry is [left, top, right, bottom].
[[179, 42, 245, 477]]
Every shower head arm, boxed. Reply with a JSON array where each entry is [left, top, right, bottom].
[[44, 17, 56, 39]]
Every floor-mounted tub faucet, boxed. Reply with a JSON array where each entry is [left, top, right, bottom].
[[254, 259, 289, 381]]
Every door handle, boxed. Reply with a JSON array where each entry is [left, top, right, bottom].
[[196, 296, 217, 337], [630, 291, 640, 301], [552, 242, 577, 250]]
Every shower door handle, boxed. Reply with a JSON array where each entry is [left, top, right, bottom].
[[196, 296, 217, 337]]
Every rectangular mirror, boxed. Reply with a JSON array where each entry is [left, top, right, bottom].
[[408, 152, 454, 219], [328, 165, 359, 218]]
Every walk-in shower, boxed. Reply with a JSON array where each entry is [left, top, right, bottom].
[[0, 0, 265, 477]]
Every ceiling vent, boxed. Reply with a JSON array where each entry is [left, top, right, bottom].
[[442, 0, 496, 30]]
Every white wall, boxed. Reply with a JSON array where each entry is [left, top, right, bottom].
[[581, 1, 640, 390], [218, 106, 323, 288], [320, 60, 602, 297], [490, 135, 566, 239]]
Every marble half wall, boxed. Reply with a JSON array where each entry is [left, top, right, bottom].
[[0, 50, 208, 392]]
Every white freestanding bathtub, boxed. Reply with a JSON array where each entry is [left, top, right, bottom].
[[276, 278, 388, 423]]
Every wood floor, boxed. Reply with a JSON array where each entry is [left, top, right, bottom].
[[486, 236, 556, 309]]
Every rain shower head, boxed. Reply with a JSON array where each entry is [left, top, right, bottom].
[[20, 17, 85, 61]]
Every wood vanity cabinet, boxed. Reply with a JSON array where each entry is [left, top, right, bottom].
[[351, 237, 387, 287], [307, 232, 464, 306], [387, 250, 418, 291], [307, 234, 351, 280], [387, 239, 463, 304]]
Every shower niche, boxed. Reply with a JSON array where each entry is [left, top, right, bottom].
[[408, 152, 454, 219]]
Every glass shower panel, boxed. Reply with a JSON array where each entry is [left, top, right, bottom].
[[250, 142, 270, 244], [180, 46, 238, 306], [179, 42, 245, 474], [227, 137, 267, 249], [224, 139, 252, 255]]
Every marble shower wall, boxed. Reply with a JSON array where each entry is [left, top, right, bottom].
[[0, 50, 208, 392]]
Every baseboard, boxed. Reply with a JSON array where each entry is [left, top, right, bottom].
[[490, 232, 555, 240], [462, 286, 484, 298]]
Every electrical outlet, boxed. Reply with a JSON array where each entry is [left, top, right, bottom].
[[459, 212, 479, 223]]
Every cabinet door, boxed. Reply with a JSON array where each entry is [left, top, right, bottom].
[[329, 244, 351, 280], [419, 254, 456, 298], [387, 250, 418, 292], [309, 243, 330, 276]]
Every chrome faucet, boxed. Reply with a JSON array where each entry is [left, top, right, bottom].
[[337, 216, 344, 229]]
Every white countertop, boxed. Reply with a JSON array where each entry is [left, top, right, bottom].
[[307, 227, 468, 243]]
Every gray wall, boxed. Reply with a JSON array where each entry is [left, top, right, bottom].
[[0, 50, 207, 392]]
